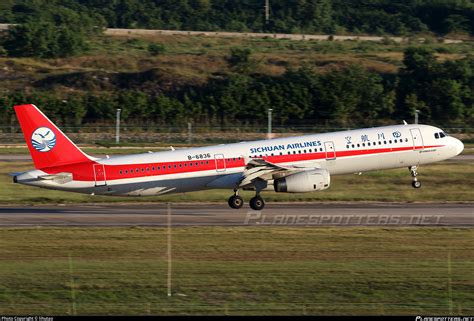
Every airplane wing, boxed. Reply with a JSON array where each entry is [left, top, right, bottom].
[[238, 156, 320, 188]]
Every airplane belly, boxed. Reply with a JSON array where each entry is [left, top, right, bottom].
[[106, 174, 229, 196]]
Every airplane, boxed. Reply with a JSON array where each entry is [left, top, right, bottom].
[[12, 104, 464, 210]]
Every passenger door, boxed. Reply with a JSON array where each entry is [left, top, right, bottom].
[[410, 128, 424, 150], [214, 154, 226, 172], [324, 141, 336, 160], [93, 164, 107, 186]]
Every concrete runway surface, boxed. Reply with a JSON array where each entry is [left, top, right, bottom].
[[0, 203, 472, 227]]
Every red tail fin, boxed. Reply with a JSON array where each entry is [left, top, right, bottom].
[[14, 104, 92, 169]]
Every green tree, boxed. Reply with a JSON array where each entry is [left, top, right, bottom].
[[3, 3, 103, 58], [225, 47, 258, 74]]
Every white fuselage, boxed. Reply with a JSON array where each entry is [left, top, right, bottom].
[[16, 124, 464, 196]]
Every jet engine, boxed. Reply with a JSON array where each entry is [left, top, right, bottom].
[[274, 169, 330, 193]]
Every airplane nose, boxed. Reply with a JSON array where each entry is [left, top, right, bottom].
[[453, 138, 464, 155]]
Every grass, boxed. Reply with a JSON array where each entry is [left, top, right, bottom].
[[0, 160, 472, 204], [0, 227, 472, 315]]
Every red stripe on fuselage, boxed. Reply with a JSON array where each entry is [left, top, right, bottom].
[[40, 145, 443, 182]]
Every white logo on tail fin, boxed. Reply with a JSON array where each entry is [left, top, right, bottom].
[[31, 127, 56, 152]]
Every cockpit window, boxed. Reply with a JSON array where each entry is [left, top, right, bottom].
[[435, 132, 448, 139]]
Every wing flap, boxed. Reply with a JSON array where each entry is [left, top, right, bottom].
[[238, 157, 320, 188]]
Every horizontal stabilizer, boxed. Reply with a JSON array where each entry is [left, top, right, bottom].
[[9, 172, 25, 177], [38, 172, 73, 184]]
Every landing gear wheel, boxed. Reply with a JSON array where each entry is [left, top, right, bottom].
[[228, 195, 244, 209], [249, 196, 265, 211], [409, 166, 421, 189], [412, 181, 421, 189]]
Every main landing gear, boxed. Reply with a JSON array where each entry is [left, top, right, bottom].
[[228, 190, 266, 210], [409, 166, 421, 189], [249, 195, 265, 211], [228, 190, 244, 209]]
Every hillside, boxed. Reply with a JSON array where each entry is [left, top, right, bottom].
[[0, 33, 472, 129]]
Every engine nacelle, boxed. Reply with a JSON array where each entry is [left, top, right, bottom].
[[274, 169, 330, 193]]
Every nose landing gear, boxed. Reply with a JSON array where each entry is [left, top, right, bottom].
[[409, 166, 421, 189]]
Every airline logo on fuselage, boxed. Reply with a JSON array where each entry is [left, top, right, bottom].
[[31, 127, 56, 152], [250, 140, 322, 154]]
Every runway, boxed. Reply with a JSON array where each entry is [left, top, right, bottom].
[[0, 203, 472, 227]]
